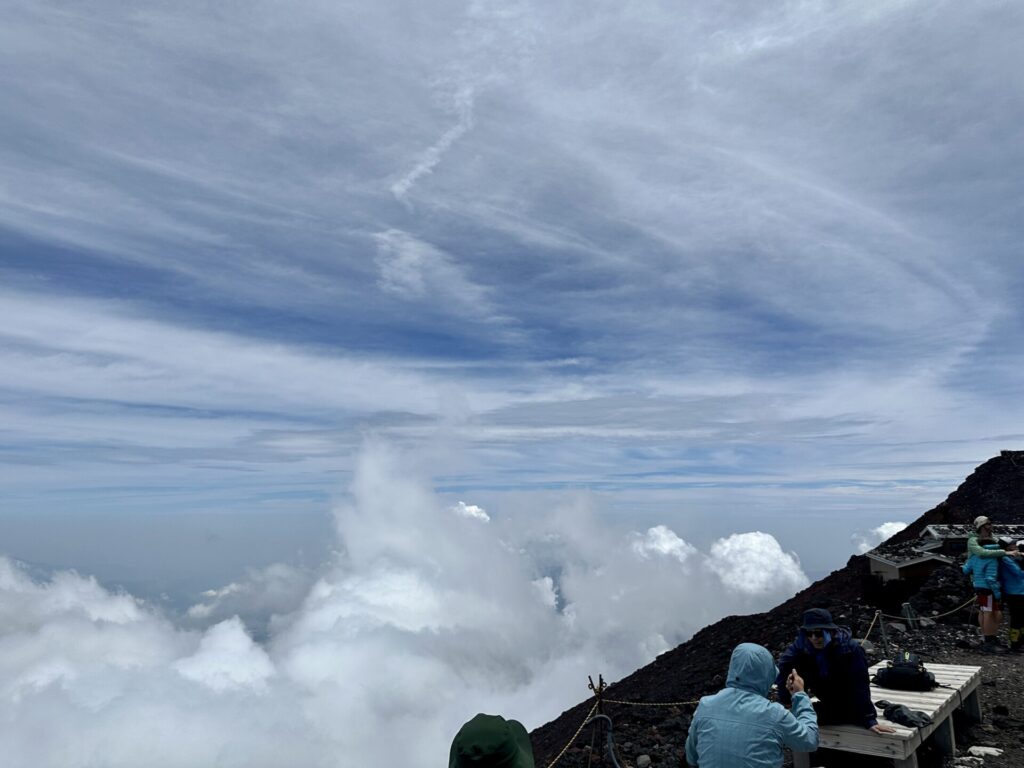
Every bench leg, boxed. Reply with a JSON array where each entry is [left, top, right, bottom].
[[792, 751, 811, 768], [893, 753, 919, 768], [962, 689, 983, 723], [932, 716, 955, 756]]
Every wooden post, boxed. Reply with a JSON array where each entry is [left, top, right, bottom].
[[931, 714, 955, 756], [893, 754, 920, 768], [962, 688, 983, 722]]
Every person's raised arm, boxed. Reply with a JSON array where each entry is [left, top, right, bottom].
[[969, 537, 1007, 559], [777, 670, 818, 752], [775, 645, 798, 707]]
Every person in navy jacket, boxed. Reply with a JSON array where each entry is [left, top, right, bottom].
[[775, 608, 894, 733]]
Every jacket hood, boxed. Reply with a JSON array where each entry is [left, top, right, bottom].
[[726, 643, 778, 696]]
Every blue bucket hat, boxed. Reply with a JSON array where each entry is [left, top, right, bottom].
[[800, 608, 838, 631]]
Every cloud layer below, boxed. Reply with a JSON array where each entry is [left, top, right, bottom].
[[0, 442, 809, 767]]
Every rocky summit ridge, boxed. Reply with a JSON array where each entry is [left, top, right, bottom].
[[529, 451, 1024, 768]]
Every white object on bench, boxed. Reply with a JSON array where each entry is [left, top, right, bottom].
[[792, 662, 981, 768]]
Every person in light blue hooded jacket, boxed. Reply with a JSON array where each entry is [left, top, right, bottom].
[[685, 643, 818, 768]]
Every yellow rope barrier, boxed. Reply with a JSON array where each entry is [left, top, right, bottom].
[[879, 595, 976, 622], [603, 698, 700, 707], [544, 700, 599, 768]]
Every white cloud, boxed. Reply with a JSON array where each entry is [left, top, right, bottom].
[[630, 524, 697, 564], [0, 441, 813, 767], [452, 500, 490, 522], [852, 521, 909, 554], [707, 531, 810, 596], [373, 229, 492, 317], [174, 617, 274, 692], [391, 86, 476, 201], [186, 563, 315, 633]]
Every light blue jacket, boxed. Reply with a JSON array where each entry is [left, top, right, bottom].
[[964, 545, 1001, 599], [1000, 554, 1024, 596], [685, 643, 818, 768]]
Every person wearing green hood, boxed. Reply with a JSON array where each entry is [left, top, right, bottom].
[[685, 643, 818, 768], [449, 713, 535, 768]]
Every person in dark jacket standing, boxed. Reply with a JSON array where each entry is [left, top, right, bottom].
[[775, 608, 894, 734]]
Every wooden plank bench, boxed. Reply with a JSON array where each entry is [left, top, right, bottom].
[[792, 662, 981, 768]]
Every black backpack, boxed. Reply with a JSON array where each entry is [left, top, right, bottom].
[[871, 650, 937, 691]]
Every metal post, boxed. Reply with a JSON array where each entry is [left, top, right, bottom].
[[901, 602, 920, 630], [583, 714, 622, 768], [879, 615, 891, 656]]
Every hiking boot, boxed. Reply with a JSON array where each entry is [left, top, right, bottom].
[[980, 642, 1008, 654]]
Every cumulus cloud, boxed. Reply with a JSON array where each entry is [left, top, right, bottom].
[[707, 531, 810, 596], [631, 524, 697, 563], [852, 521, 909, 554], [0, 441, 812, 767], [174, 617, 274, 692], [451, 500, 490, 522]]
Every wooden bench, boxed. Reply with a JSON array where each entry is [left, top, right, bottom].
[[792, 662, 981, 768]]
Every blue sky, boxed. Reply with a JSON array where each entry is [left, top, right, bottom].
[[4, 4, 1024, 766], [2, 0, 1024, 583]]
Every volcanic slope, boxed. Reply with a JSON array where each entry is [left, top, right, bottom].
[[529, 450, 1024, 768]]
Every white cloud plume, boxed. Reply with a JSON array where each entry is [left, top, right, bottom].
[[852, 521, 909, 554], [631, 524, 697, 563], [707, 531, 810, 596], [451, 500, 490, 522], [0, 441, 811, 767], [174, 617, 275, 692]]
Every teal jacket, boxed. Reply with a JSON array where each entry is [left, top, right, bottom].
[[685, 643, 818, 768], [999, 553, 1024, 596], [963, 544, 1001, 599]]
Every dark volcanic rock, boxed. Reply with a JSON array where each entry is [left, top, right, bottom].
[[530, 451, 1024, 768]]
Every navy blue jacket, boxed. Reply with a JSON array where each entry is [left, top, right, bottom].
[[775, 628, 877, 728]]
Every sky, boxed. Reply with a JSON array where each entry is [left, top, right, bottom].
[[2, 1, 1024, 765]]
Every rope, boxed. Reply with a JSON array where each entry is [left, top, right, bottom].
[[879, 596, 976, 622], [545, 700, 599, 768], [604, 697, 700, 707]]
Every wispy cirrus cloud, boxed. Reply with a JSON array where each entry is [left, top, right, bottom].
[[2, 0, 1024, 711]]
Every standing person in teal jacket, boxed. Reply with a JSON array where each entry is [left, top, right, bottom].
[[964, 539, 1006, 653], [967, 516, 1021, 651], [685, 643, 818, 768], [998, 539, 1024, 653]]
